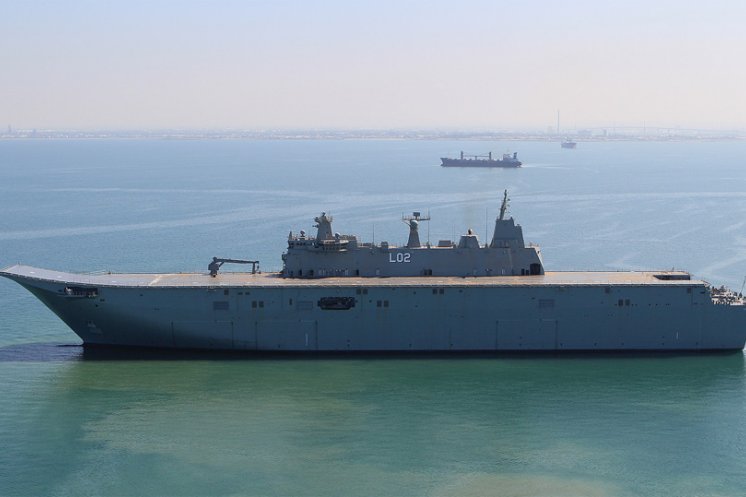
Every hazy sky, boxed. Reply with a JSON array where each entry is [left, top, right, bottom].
[[3, 0, 746, 130]]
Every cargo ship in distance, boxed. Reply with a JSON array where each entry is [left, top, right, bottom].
[[2, 191, 745, 352], [441, 151, 522, 168]]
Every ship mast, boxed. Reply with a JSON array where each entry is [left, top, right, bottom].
[[499, 190, 509, 220], [402, 211, 431, 248]]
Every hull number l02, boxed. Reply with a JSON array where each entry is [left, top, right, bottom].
[[389, 253, 411, 263]]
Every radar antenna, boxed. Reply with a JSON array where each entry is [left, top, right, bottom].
[[499, 190, 510, 220], [402, 211, 431, 224]]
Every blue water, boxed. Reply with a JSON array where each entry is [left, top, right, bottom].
[[1, 139, 745, 496]]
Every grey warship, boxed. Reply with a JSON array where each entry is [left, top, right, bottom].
[[441, 151, 522, 168], [2, 191, 745, 352]]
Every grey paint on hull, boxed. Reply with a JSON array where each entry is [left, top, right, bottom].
[[9, 272, 746, 352]]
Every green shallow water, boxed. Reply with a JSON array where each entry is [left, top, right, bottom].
[[1, 139, 746, 495], [1, 349, 744, 496]]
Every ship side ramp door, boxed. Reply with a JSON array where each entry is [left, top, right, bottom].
[[497, 318, 557, 350], [256, 320, 318, 351]]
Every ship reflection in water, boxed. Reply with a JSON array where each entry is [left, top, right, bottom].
[[1, 345, 744, 496]]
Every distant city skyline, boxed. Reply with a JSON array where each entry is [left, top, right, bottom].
[[3, 1, 746, 130]]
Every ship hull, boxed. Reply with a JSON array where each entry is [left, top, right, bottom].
[[4, 266, 745, 352], [440, 158, 522, 168]]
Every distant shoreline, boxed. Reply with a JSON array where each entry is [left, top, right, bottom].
[[2, 129, 745, 142]]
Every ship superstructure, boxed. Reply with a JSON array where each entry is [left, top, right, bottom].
[[282, 192, 542, 278], [2, 192, 745, 352]]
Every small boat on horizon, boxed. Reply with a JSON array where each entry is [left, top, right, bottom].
[[440, 151, 522, 168]]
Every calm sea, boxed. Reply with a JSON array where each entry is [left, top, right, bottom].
[[1, 139, 745, 496]]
